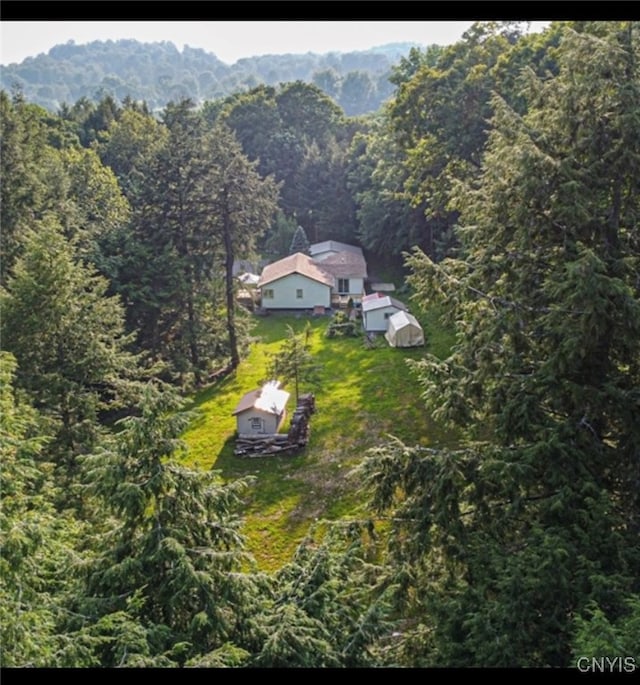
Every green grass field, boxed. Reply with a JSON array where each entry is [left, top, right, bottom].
[[182, 306, 455, 572]]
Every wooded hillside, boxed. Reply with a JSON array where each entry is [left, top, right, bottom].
[[1, 21, 638, 668], [0, 38, 433, 116]]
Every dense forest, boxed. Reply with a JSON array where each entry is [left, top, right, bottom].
[[0, 38, 432, 116], [1, 21, 639, 668]]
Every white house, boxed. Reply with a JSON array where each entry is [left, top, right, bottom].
[[385, 310, 425, 348], [258, 252, 333, 310], [232, 380, 290, 437], [362, 293, 408, 332], [317, 250, 368, 306]]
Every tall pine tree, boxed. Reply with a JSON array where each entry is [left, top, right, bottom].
[[1, 219, 143, 478], [78, 383, 263, 666], [206, 122, 279, 370], [0, 352, 84, 666]]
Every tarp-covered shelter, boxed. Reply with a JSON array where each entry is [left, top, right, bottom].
[[385, 310, 424, 348]]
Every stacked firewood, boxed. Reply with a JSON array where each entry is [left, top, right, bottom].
[[234, 433, 293, 457], [234, 393, 316, 458], [287, 393, 316, 445]]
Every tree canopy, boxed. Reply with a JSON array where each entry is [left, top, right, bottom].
[[360, 21, 640, 667], [1, 39, 422, 116]]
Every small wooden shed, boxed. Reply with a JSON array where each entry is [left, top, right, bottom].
[[232, 380, 290, 438], [362, 293, 408, 332]]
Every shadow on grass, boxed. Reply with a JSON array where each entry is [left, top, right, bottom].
[[187, 369, 239, 410], [210, 434, 309, 509]]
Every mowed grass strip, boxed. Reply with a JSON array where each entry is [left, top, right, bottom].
[[182, 308, 454, 572]]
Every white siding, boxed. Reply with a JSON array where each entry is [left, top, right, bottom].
[[332, 277, 365, 307], [337, 277, 365, 299], [262, 273, 331, 309], [364, 305, 403, 332], [236, 408, 283, 437]]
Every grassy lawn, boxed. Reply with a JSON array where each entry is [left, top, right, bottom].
[[182, 306, 455, 572]]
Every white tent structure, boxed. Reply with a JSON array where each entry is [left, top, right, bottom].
[[385, 311, 425, 348], [237, 272, 260, 287]]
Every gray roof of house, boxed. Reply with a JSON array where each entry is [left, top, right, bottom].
[[317, 251, 368, 279], [309, 241, 364, 258]]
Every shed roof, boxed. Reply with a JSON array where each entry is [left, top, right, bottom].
[[232, 381, 290, 416], [258, 252, 333, 288], [369, 282, 395, 292], [362, 294, 408, 313]]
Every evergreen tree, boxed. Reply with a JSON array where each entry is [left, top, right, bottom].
[[360, 21, 640, 667], [1, 219, 143, 476], [119, 102, 276, 382], [78, 383, 263, 666], [265, 323, 321, 402], [206, 122, 279, 370], [572, 595, 640, 663], [254, 522, 391, 668], [60, 94, 119, 148], [0, 352, 83, 666], [289, 225, 310, 254], [123, 100, 224, 384], [0, 92, 65, 282], [294, 138, 359, 245], [261, 210, 298, 259]]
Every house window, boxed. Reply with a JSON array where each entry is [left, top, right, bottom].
[[296, 289, 304, 299], [263, 288, 274, 299], [250, 417, 262, 431], [384, 312, 391, 319], [338, 278, 350, 294]]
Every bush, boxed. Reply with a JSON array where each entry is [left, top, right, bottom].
[[325, 311, 359, 338]]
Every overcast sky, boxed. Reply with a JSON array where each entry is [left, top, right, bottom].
[[0, 21, 550, 66]]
